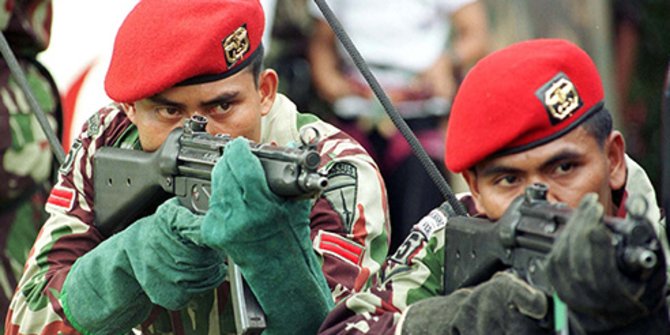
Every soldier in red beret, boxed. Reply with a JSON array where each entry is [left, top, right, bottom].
[[5, 1, 390, 334], [318, 38, 670, 334]]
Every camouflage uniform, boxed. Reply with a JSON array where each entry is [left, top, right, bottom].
[[5, 93, 390, 334], [0, 1, 59, 332], [317, 157, 669, 334]]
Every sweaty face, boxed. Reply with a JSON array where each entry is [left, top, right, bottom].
[[463, 126, 627, 219], [124, 68, 278, 152]]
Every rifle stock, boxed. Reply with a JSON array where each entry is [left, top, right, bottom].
[[94, 115, 328, 335]]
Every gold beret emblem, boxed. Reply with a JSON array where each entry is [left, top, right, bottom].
[[222, 25, 250, 67], [537, 73, 583, 124]]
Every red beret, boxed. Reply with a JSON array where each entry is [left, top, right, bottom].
[[445, 39, 605, 173], [105, 0, 265, 103]]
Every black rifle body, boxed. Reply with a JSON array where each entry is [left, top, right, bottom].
[[94, 116, 327, 236], [443, 184, 660, 296]]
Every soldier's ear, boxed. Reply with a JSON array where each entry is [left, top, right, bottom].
[[122, 103, 137, 123], [258, 69, 278, 117], [606, 130, 626, 190], [462, 169, 486, 214]]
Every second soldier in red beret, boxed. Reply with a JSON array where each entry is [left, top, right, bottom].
[[318, 38, 670, 334], [5, 1, 391, 334]]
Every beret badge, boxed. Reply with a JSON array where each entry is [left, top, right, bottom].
[[536, 72, 583, 125], [222, 24, 251, 67]]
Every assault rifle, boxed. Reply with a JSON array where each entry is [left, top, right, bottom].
[[94, 115, 329, 335], [442, 183, 661, 331]]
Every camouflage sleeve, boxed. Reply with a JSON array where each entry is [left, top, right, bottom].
[[5, 106, 132, 335], [318, 208, 447, 334], [308, 127, 391, 303]]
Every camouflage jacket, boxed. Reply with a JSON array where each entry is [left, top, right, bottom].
[[317, 156, 669, 335], [5, 94, 390, 334], [0, 0, 58, 333]]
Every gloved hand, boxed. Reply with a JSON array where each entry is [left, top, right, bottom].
[[401, 271, 549, 335], [201, 137, 334, 334], [61, 198, 227, 335], [546, 193, 668, 333]]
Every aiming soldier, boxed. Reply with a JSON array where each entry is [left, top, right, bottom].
[[5, 1, 389, 334], [318, 39, 670, 335]]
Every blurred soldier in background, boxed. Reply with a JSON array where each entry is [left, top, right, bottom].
[[0, 1, 61, 332]]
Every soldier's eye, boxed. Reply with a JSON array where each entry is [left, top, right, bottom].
[[210, 102, 232, 116], [555, 162, 575, 175], [154, 107, 183, 121], [495, 175, 519, 186]]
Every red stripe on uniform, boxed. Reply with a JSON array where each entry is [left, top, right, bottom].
[[321, 234, 363, 256], [319, 242, 360, 265], [47, 187, 74, 210], [51, 187, 73, 199], [47, 197, 71, 208]]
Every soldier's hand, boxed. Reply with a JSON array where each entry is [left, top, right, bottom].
[[199, 137, 333, 334], [61, 198, 227, 335], [401, 271, 550, 335], [201, 137, 312, 248], [546, 193, 668, 333]]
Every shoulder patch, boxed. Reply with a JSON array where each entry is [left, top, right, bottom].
[[414, 207, 448, 239], [59, 139, 82, 175], [389, 231, 424, 265], [313, 230, 364, 266], [46, 186, 75, 212], [323, 162, 358, 231], [389, 208, 447, 264], [86, 112, 103, 137]]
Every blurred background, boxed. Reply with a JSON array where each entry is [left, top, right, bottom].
[[38, 0, 670, 247]]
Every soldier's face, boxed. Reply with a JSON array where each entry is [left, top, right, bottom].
[[463, 126, 627, 219], [123, 68, 278, 152]]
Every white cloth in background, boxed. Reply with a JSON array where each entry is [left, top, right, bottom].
[[308, 0, 475, 74]]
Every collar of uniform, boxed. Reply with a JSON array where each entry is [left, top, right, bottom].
[[259, 93, 301, 146], [622, 155, 661, 224]]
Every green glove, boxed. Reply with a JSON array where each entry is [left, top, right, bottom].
[[61, 198, 227, 335], [402, 271, 549, 334], [546, 193, 668, 333], [201, 137, 334, 335]]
